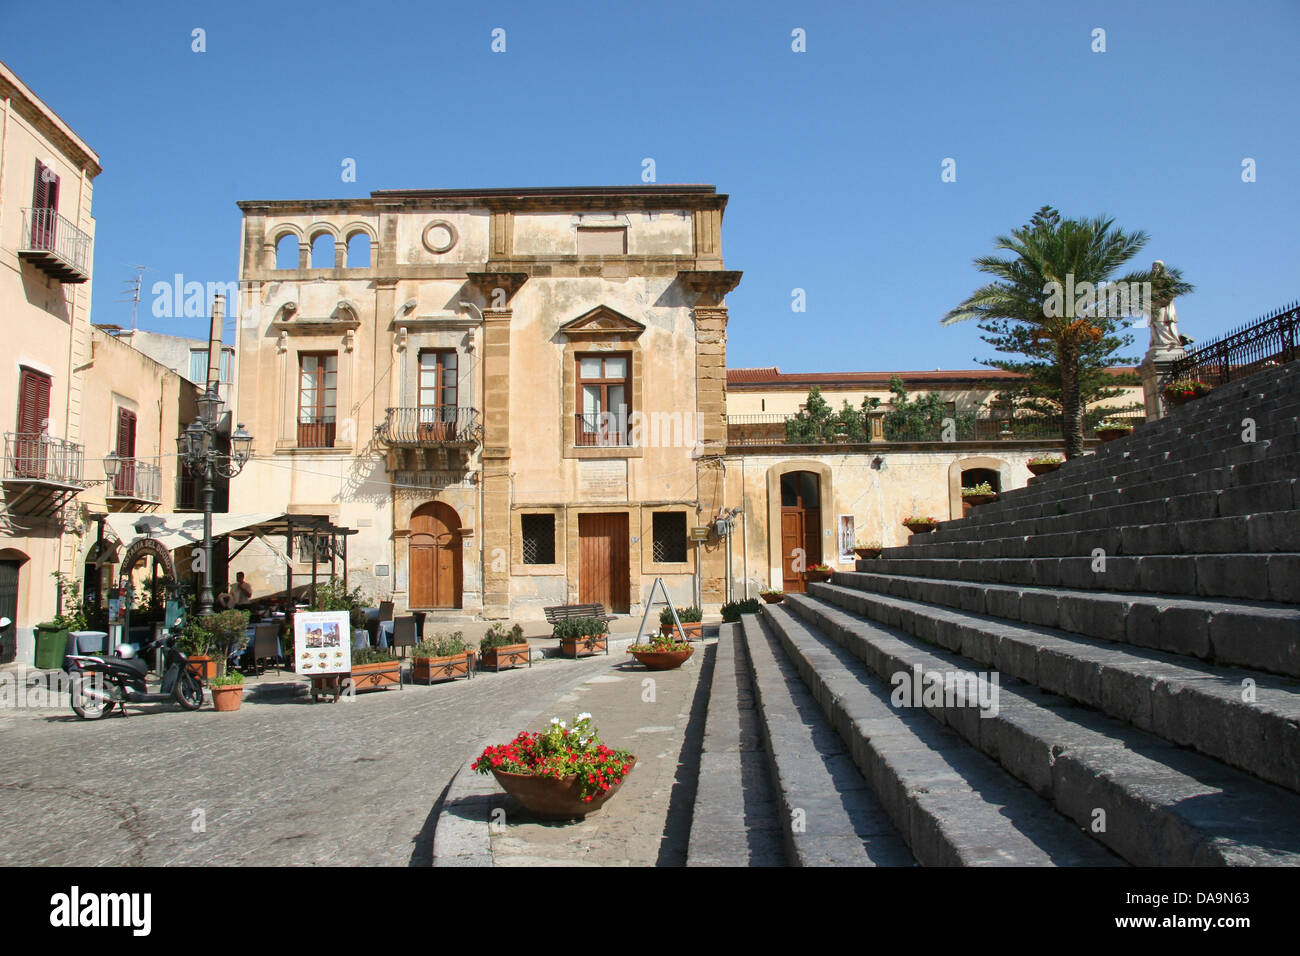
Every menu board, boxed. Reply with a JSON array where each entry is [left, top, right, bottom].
[[293, 611, 350, 676]]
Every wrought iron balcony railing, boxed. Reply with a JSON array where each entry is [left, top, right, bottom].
[[2, 433, 86, 486], [575, 411, 631, 447], [107, 458, 162, 504], [377, 407, 482, 445], [297, 417, 337, 449], [18, 208, 92, 283]]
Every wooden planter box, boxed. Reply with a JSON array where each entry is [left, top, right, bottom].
[[350, 660, 402, 692], [560, 634, 608, 658], [413, 652, 474, 684], [659, 622, 704, 640], [480, 643, 531, 672], [187, 655, 216, 683]]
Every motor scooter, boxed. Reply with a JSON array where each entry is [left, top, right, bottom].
[[68, 631, 204, 719]]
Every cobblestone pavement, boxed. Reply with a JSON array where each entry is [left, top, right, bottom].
[[0, 644, 644, 867]]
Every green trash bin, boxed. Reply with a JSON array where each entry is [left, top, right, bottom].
[[34, 624, 69, 670]]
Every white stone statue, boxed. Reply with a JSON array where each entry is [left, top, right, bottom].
[[1148, 260, 1183, 353]]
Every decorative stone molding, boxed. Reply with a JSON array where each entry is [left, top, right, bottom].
[[271, 299, 361, 335], [422, 219, 459, 254], [557, 304, 646, 340], [467, 271, 529, 306], [678, 269, 743, 306]]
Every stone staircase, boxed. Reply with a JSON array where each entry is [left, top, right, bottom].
[[691, 360, 1300, 866]]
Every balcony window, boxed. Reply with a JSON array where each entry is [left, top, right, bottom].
[[113, 409, 137, 497], [418, 350, 458, 440], [576, 353, 629, 446], [298, 353, 337, 448]]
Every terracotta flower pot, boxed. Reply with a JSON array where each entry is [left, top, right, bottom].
[[903, 522, 935, 534], [1095, 427, 1132, 442], [187, 655, 216, 683], [492, 756, 636, 820], [962, 493, 997, 507], [211, 684, 244, 712], [413, 652, 473, 684], [759, 592, 784, 604], [659, 622, 704, 640], [628, 646, 694, 670], [853, 547, 883, 559], [804, 569, 833, 583], [1027, 461, 1062, 477]]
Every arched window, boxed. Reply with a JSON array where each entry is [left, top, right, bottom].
[[274, 233, 299, 270], [310, 233, 335, 269], [345, 232, 371, 268]]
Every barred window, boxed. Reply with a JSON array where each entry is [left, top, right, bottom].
[[652, 512, 687, 563], [521, 514, 555, 565]]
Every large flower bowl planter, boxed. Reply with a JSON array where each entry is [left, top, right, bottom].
[[413, 652, 473, 684], [853, 547, 883, 559], [350, 660, 402, 692], [1095, 428, 1132, 443], [759, 593, 784, 604], [481, 643, 531, 671], [492, 756, 637, 821], [187, 655, 216, 683], [560, 634, 608, 658], [1163, 385, 1211, 406], [659, 622, 704, 640], [211, 685, 244, 712], [628, 646, 694, 670], [962, 493, 997, 507], [804, 570, 833, 584], [903, 522, 936, 535], [1027, 461, 1063, 477]]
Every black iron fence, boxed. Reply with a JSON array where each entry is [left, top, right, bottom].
[[1168, 301, 1299, 386], [727, 412, 1145, 447]]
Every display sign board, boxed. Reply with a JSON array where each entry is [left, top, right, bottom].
[[691, 527, 710, 541], [293, 610, 350, 676], [838, 514, 856, 564]]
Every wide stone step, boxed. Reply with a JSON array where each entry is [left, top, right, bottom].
[[687, 624, 787, 867], [745, 610, 1120, 866], [779, 594, 1300, 865], [802, 583, 1300, 794], [736, 614, 916, 866], [863, 552, 1300, 604], [840, 570, 1300, 677]]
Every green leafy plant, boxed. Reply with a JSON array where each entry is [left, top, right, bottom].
[[721, 598, 762, 622], [311, 577, 370, 626], [175, 615, 212, 658], [481, 622, 526, 651], [881, 375, 978, 442], [1095, 417, 1134, 431], [473, 714, 635, 802], [199, 609, 250, 678], [415, 631, 468, 658], [962, 482, 996, 496], [553, 618, 608, 641], [1028, 454, 1064, 466], [211, 671, 244, 688], [658, 605, 702, 627], [629, 632, 691, 653], [758, 588, 784, 597], [352, 647, 396, 666], [1162, 380, 1211, 400], [902, 516, 937, 526], [806, 563, 833, 573]]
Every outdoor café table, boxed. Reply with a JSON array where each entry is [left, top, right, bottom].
[[376, 620, 393, 649]]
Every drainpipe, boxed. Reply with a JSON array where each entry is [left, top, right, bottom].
[[460, 301, 486, 614]]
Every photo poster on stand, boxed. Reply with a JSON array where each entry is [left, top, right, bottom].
[[294, 610, 351, 676], [838, 514, 855, 564]]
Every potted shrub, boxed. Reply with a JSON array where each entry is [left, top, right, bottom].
[[902, 516, 937, 534], [759, 589, 784, 604], [961, 482, 998, 506], [1027, 454, 1064, 477], [627, 632, 694, 670], [721, 598, 761, 622], [480, 622, 529, 671], [210, 670, 245, 712], [1162, 379, 1212, 406], [803, 563, 833, 583], [177, 618, 215, 683], [659, 605, 703, 640], [1094, 418, 1134, 442], [557, 617, 609, 658], [350, 647, 401, 691], [853, 540, 883, 559], [473, 713, 636, 820], [413, 630, 473, 684]]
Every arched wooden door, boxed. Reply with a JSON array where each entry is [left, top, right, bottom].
[[410, 502, 462, 609], [780, 471, 822, 594]]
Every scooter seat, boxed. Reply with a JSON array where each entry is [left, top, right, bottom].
[[102, 655, 149, 677]]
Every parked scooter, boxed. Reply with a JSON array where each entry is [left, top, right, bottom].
[[68, 631, 204, 719]]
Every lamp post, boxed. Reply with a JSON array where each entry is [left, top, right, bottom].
[[178, 384, 253, 616]]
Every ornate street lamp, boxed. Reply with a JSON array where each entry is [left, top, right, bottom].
[[178, 387, 253, 615], [103, 450, 122, 482]]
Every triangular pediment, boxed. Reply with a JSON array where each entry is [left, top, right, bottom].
[[558, 305, 645, 337]]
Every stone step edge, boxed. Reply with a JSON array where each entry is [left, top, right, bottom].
[[749, 609, 1119, 867], [781, 594, 1300, 866], [804, 584, 1300, 795]]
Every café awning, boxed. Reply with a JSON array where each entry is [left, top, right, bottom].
[[103, 512, 281, 553]]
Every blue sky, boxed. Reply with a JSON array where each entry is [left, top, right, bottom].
[[6, 0, 1297, 373]]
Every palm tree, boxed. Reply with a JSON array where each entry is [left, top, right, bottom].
[[942, 207, 1192, 458]]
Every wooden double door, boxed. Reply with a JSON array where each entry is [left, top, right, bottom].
[[410, 502, 462, 609], [780, 471, 822, 594], [578, 513, 630, 614]]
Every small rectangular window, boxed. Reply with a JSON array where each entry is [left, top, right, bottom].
[[521, 514, 556, 565], [576, 227, 626, 255], [652, 512, 687, 563]]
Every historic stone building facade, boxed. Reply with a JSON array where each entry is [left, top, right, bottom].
[[229, 185, 738, 620]]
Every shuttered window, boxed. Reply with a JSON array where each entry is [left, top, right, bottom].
[[31, 161, 60, 250], [114, 409, 137, 495], [15, 369, 52, 478]]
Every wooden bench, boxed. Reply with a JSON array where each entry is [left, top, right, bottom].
[[543, 603, 612, 627]]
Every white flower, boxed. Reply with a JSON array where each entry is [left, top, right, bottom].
[[577, 712, 592, 722], [559, 720, 567, 729], [549, 717, 561, 725]]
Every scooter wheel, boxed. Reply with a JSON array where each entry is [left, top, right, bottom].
[[71, 679, 113, 720], [174, 671, 204, 711]]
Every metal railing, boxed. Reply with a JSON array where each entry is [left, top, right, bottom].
[[575, 411, 630, 447], [297, 417, 337, 449], [727, 412, 1146, 446], [377, 407, 482, 445], [1168, 301, 1299, 386], [19, 207, 92, 279], [108, 458, 162, 503], [2, 433, 85, 485]]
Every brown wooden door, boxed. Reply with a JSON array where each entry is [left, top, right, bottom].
[[779, 471, 822, 594], [578, 513, 629, 614], [16, 368, 52, 478], [410, 503, 462, 609]]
